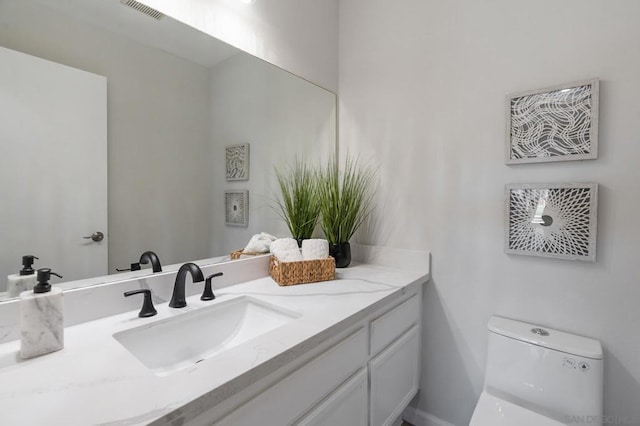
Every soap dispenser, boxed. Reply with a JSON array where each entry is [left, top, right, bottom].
[[19, 268, 64, 359], [7, 255, 39, 298]]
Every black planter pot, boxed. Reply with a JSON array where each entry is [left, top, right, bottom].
[[329, 242, 351, 268]]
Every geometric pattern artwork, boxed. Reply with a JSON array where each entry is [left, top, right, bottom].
[[225, 190, 249, 227], [505, 183, 598, 262], [225, 143, 250, 181], [506, 79, 599, 164]]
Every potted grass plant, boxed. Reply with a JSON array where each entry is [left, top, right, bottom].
[[274, 159, 320, 245], [318, 155, 376, 267]]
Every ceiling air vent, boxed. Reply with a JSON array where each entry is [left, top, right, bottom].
[[120, 0, 165, 20]]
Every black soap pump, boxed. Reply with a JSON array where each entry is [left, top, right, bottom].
[[7, 255, 39, 297], [19, 268, 65, 359], [33, 268, 63, 293]]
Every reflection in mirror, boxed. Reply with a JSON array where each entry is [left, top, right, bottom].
[[0, 0, 336, 300]]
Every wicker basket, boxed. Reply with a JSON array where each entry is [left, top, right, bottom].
[[269, 256, 336, 286], [230, 249, 265, 260]]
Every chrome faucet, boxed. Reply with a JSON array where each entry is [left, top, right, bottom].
[[169, 262, 204, 308], [139, 251, 162, 273]]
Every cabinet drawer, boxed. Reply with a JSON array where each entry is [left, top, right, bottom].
[[215, 327, 368, 426], [370, 293, 419, 355], [294, 368, 368, 426]]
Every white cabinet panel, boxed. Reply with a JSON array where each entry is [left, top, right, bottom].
[[295, 368, 368, 426], [370, 294, 419, 356], [370, 325, 420, 426], [216, 327, 367, 426]]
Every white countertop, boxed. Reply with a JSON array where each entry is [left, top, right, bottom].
[[0, 260, 428, 425]]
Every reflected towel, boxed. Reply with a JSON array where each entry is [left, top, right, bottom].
[[243, 232, 277, 253]]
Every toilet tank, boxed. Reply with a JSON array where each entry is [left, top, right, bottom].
[[484, 317, 603, 423]]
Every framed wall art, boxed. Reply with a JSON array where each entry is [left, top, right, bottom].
[[505, 183, 598, 262], [225, 190, 249, 227], [225, 143, 250, 181], [506, 79, 599, 164]]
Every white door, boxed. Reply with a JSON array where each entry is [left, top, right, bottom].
[[0, 46, 107, 290]]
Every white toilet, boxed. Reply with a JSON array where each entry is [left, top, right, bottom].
[[470, 316, 603, 426]]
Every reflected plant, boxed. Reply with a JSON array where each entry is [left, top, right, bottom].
[[273, 158, 320, 240]]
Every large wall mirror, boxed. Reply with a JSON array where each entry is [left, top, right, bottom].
[[0, 0, 336, 300]]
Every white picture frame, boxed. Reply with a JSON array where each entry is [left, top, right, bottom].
[[506, 79, 599, 164], [505, 183, 598, 262], [225, 143, 250, 181], [225, 190, 249, 227]]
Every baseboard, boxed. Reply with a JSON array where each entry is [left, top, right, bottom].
[[402, 405, 456, 426]]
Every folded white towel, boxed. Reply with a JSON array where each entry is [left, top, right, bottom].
[[270, 238, 299, 253], [301, 239, 329, 260], [273, 248, 303, 263], [270, 238, 303, 262], [243, 232, 277, 253]]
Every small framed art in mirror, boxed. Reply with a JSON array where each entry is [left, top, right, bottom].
[[225, 190, 249, 227], [226, 143, 250, 181]]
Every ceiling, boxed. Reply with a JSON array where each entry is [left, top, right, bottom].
[[34, 0, 239, 68]]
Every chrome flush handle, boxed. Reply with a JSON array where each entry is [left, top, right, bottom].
[[531, 327, 550, 336]]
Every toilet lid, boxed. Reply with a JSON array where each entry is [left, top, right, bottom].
[[470, 392, 567, 426]]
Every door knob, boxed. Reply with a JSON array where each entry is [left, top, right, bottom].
[[83, 231, 104, 242]]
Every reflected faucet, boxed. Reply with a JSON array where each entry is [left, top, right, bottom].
[[139, 251, 162, 273], [169, 262, 204, 308]]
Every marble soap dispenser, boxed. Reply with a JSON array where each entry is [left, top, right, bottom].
[[19, 268, 64, 359], [6, 255, 39, 298]]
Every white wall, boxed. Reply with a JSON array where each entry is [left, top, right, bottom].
[[339, 0, 640, 424], [143, 0, 339, 92], [0, 1, 213, 273], [208, 53, 336, 255]]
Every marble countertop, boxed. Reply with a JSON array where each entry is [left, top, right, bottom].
[[0, 260, 428, 425]]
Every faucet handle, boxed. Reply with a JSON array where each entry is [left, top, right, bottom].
[[124, 289, 157, 317], [201, 272, 223, 301], [116, 263, 141, 272]]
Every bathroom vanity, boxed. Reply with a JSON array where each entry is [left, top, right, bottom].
[[0, 246, 429, 425]]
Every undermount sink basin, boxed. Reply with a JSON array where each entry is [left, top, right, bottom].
[[113, 296, 299, 376]]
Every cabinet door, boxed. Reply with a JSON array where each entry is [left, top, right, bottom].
[[369, 325, 420, 426], [295, 368, 368, 426]]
